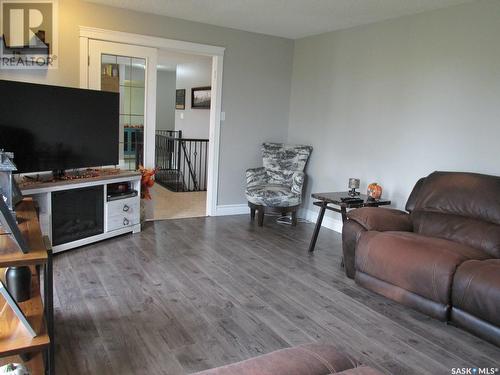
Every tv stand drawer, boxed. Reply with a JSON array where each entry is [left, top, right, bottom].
[[106, 197, 139, 231], [107, 197, 139, 216], [107, 214, 139, 231]]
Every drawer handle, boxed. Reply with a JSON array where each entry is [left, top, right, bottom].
[[123, 204, 130, 212], [123, 218, 130, 226]]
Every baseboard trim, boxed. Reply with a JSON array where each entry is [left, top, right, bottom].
[[302, 208, 343, 233], [215, 204, 249, 216], [215, 205, 343, 232]]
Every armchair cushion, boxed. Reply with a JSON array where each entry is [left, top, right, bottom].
[[347, 207, 412, 232], [246, 184, 300, 207], [246, 167, 268, 188]]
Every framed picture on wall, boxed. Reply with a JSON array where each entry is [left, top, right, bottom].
[[176, 89, 186, 110], [191, 86, 211, 109]]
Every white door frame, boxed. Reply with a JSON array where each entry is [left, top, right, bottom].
[[79, 26, 225, 217]]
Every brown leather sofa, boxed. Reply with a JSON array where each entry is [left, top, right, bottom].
[[191, 343, 386, 375], [342, 171, 500, 346]]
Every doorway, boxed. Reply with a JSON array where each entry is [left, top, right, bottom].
[[79, 27, 225, 218], [152, 50, 212, 220]]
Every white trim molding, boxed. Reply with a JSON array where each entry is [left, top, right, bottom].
[[206, 55, 224, 217], [79, 26, 225, 56], [216, 204, 250, 216], [215, 205, 343, 233], [302, 208, 343, 233]]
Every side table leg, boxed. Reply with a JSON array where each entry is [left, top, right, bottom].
[[340, 206, 348, 268], [308, 202, 327, 252], [341, 206, 348, 223]]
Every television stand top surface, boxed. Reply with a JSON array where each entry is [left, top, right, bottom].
[[18, 169, 141, 194]]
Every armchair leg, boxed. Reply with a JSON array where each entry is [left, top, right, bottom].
[[257, 208, 265, 227], [291, 210, 298, 226], [250, 207, 256, 220]]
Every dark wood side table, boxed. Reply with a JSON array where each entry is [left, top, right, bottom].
[[308, 192, 391, 253]]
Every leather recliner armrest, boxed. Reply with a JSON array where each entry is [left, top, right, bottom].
[[347, 207, 413, 232]]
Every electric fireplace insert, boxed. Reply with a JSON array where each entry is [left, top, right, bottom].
[[51, 186, 104, 246]]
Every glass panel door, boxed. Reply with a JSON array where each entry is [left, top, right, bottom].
[[87, 40, 157, 170], [100, 54, 145, 170]]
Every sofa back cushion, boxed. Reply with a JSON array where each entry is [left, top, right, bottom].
[[411, 171, 500, 258], [405, 177, 426, 213]]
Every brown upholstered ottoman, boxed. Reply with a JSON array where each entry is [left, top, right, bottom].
[[451, 259, 500, 346], [190, 343, 386, 375]]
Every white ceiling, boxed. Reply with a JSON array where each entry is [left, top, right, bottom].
[[86, 0, 475, 39]]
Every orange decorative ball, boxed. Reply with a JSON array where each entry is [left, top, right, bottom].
[[367, 183, 382, 199]]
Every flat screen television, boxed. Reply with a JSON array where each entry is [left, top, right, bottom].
[[0, 79, 119, 174]]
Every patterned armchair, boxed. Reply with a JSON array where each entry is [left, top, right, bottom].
[[245, 142, 313, 226]]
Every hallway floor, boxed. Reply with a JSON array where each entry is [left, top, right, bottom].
[[151, 184, 206, 220]]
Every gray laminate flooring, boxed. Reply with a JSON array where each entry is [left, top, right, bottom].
[[54, 215, 500, 375]]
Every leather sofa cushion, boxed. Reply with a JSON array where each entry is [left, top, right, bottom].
[[191, 343, 360, 375], [452, 259, 500, 327], [356, 231, 489, 305], [412, 211, 500, 258], [336, 366, 387, 375]]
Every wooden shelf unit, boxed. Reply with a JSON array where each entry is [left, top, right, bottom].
[[0, 352, 44, 375], [0, 199, 54, 374]]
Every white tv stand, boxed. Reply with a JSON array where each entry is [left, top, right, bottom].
[[20, 171, 141, 254]]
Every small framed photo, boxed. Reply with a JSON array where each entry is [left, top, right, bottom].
[[191, 86, 211, 109], [175, 89, 185, 110]]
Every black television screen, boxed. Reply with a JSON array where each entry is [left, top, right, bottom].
[[0, 79, 119, 173]]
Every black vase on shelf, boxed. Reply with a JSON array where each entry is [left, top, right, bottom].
[[5, 266, 32, 302]]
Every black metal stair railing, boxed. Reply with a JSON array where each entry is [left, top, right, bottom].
[[154, 130, 208, 192]]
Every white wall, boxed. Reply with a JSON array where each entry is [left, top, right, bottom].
[[174, 56, 212, 139], [156, 70, 176, 131], [287, 0, 500, 229]]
